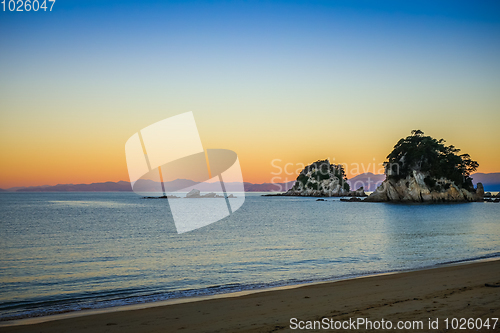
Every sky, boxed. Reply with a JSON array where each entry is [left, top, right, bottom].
[[1, 0, 499, 188]]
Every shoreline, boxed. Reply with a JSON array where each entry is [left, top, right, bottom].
[[2, 255, 499, 326], [2, 257, 500, 332], [264, 193, 500, 203]]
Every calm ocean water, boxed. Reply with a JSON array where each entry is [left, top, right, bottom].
[[0, 192, 499, 322]]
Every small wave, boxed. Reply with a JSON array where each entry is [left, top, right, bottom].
[[2, 253, 500, 323]]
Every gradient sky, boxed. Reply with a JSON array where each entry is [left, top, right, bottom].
[[1, 0, 499, 188]]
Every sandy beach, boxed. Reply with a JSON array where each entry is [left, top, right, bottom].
[[1, 260, 499, 333]]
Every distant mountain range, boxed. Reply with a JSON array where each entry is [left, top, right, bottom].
[[347, 173, 386, 192], [346, 172, 500, 192], [468, 173, 500, 192], [2, 172, 498, 192], [3, 179, 296, 193]]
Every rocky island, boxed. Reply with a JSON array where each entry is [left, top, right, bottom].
[[366, 130, 484, 202], [275, 160, 366, 197], [185, 189, 236, 198]]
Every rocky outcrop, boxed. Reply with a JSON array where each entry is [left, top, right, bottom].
[[365, 170, 483, 202], [340, 197, 362, 202], [476, 183, 484, 197], [351, 187, 366, 197], [185, 189, 224, 198], [281, 159, 366, 197], [186, 189, 202, 198]]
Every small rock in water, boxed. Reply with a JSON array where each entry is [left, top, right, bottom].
[[186, 189, 201, 198]]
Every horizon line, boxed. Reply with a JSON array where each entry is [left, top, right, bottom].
[[3, 171, 500, 191]]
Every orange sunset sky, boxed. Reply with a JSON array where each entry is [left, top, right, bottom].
[[1, 1, 499, 189]]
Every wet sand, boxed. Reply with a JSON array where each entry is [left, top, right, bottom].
[[1, 260, 500, 332]]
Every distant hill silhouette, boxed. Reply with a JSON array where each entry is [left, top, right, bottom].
[[1, 172, 497, 192], [470, 173, 500, 192], [14, 181, 132, 192], [347, 173, 386, 192], [347, 172, 500, 192], [5, 179, 295, 192]]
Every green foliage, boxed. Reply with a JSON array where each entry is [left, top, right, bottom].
[[343, 181, 350, 191], [306, 182, 318, 190], [424, 176, 436, 188], [297, 173, 308, 185], [311, 171, 330, 181], [293, 159, 350, 192], [385, 130, 478, 190]]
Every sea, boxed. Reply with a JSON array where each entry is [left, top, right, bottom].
[[0, 192, 499, 323]]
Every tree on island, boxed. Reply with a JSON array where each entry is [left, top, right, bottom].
[[384, 130, 479, 191], [293, 159, 350, 192]]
